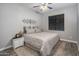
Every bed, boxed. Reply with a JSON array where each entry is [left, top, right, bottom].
[[24, 32, 60, 56]]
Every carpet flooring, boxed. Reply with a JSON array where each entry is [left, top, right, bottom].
[[0, 40, 78, 56]]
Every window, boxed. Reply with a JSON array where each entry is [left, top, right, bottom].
[[48, 14, 64, 31]]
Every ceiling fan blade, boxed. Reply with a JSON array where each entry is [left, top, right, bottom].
[[48, 3, 52, 4], [47, 6, 53, 9], [33, 6, 39, 8]]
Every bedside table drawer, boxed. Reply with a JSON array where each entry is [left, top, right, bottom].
[[13, 37, 24, 49]]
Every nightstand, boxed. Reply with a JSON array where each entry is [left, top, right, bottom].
[[12, 37, 24, 49]]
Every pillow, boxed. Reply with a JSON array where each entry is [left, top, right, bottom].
[[35, 28, 41, 33], [26, 28, 35, 34], [24, 26, 33, 34], [24, 26, 41, 34]]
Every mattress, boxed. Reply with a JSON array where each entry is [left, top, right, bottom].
[[24, 32, 59, 55]]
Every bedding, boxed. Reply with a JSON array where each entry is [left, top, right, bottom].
[[24, 32, 59, 56]]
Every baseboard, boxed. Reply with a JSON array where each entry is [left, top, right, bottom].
[[0, 45, 12, 51], [60, 39, 77, 44]]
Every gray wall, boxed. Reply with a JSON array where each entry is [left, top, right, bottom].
[[77, 4, 79, 47], [41, 5, 77, 41], [0, 3, 42, 49], [0, 3, 78, 49]]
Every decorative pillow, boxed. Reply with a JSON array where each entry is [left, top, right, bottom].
[[35, 27, 41, 33], [24, 26, 41, 34], [26, 28, 35, 34]]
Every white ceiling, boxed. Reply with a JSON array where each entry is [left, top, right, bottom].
[[21, 3, 77, 14]]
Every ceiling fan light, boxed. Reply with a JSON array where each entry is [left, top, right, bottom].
[[40, 6, 44, 9], [40, 6, 48, 12]]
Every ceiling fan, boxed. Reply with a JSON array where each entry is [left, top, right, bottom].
[[33, 3, 53, 11]]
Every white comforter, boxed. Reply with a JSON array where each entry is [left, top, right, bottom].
[[24, 32, 59, 56]]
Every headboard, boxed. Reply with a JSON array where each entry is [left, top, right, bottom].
[[22, 18, 41, 34]]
